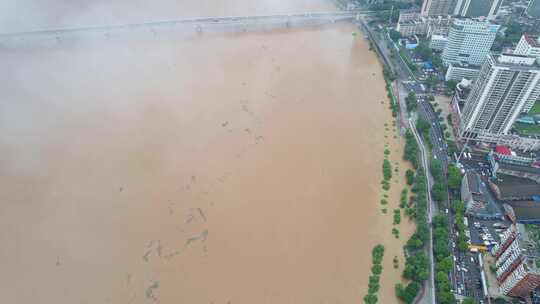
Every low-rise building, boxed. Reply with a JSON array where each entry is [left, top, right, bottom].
[[397, 20, 427, 37], [489, 174, 540, 201], [462, 171, 503, 219], [429, 34, 448, 50], [488, 147, 540, 168], [396, 16, 452, 37], [476, 134, 540, 152], [398, 9, 421, 22], [503, 202, 540, 224], [495, 163, 540, 183], [514, 33, 540, 58], [445, 63, 480, 81], [426, 16, 453, 36]]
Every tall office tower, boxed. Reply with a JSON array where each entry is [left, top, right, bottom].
[[453, 0, 503, 20], [421, 0, 457, 16], [460, 54, 540, 139], [442, 19, 500, 66], [527, 0, 540, 18], [514, 34, 540, 58]]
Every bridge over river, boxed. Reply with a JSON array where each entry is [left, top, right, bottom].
[[0, 11, 372, 42]]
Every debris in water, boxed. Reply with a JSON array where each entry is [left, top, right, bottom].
[[185, 214, 194, 224], [197, 208, 207, 222], [145, 281, 160, 302], [156, 241, 162, 258], [184, 230, 208, 248], [163, 251, 181, 260], [142, 250, 152, 262]]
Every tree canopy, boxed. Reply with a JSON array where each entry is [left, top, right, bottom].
[[389, 29, 401, 42], [447, 164, 462, 191]]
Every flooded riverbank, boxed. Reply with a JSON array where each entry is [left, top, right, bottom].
[[1, 1, 413, 303]]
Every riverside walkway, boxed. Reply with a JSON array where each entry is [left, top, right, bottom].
[[0, 11, 371, 41]]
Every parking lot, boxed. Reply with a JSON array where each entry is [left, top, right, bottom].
[[449, 211, 511, 299], [403, 80, 425, 94], [468, 218, 509, 247]]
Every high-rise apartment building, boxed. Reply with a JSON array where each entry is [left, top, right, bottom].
[[442, 19, 499, 66], [421, 0, 501, 18], [453, 0, 502, 20], [492, 224, 540, 297], [460, 54, 540, 139], [421, 0, 457, 16], [527, 0, 540, 18], [514, 33, 540, 58]]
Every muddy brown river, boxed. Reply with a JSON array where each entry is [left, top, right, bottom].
[[0, 1, 413, 303]]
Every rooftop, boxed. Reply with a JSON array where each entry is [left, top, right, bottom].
[[449, 62, 481, 69], [491, 174, 540, 200], [464, 171, 503, 218], [399, 8, 420, 13], [498, 163, 540, 176], [507, 201, 540, 222], [495, 146, 512, 156], [494, 53, 540, 69], [524, 32, 540, 48]]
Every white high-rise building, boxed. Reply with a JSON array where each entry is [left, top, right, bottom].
[[514, 33, 540, 58], [442, 19, 500, 66], [460, 54, 540, 139]]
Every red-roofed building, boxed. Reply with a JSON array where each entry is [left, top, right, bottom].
[[496, 146, 512, 156]]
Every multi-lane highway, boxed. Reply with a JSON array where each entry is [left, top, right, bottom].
[[417, 100, 448, 172]]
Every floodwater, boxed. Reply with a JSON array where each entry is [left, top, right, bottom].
[[0, 1, 413, 303]]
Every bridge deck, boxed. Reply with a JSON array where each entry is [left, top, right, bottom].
[[0, 11, 365, 40]]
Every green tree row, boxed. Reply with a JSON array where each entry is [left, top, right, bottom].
[[452, 200, 469, 252], [432, 214, 456, 303], [403, 130, 418, 168], [364, 244, 385, 304], [396, 135, 430, 302]]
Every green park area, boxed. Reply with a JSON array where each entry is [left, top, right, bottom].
[[512, 102, 540, 135], [530, 101, 540, 115], [513, 122, 540, 136]]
